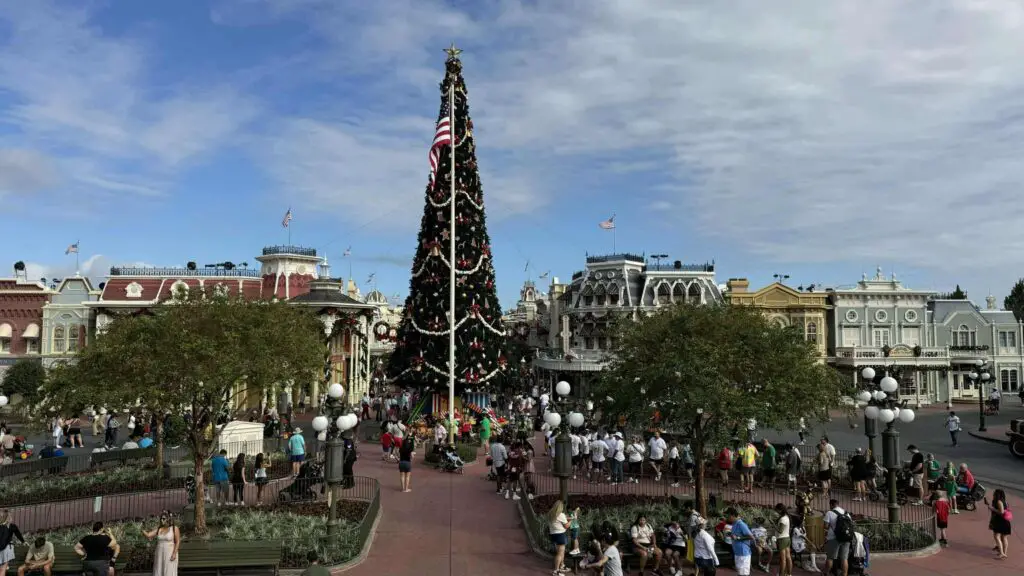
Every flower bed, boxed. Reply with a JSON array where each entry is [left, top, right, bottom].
[[29, 501, 370, 571], [526, 494, 934, 554], [1, 455, 291, 506]]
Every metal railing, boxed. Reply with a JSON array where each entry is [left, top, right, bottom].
[[262, 245, 317, 257], [108, 267, 262, 278], [9, 476, 380, 570]]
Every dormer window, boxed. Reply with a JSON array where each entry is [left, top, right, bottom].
[[125, 282, 143, 298], [594, 284, 606, 306]]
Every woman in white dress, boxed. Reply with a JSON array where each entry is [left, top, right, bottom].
[[144, 510, 180, 576]]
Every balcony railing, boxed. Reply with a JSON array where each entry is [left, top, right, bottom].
[[108, 267, 261, 278], [646, 262, 715, 272], [835, 346, 948, 360], [262, 245, 318, 257], [586, 253, 645, 264]]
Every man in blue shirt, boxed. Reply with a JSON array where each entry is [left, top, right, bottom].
[[726, 508, 754, 576], [210, 449, 231, 507], [288, 427, 306, 477], [138, 434, 154, 449]]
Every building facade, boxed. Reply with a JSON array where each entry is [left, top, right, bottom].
[[533, 253, 721, 395], [41, 276, 102, 367], [725, 279, 830, 359], [0, 268, 52, 378]]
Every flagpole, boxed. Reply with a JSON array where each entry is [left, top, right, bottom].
[[613, 227, 616, 252], [447, 79, 457, 445], [75, 241, 80, 275]]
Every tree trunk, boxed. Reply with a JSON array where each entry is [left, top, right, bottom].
[[694, 423, 708, 518], [156, 419, 165, 479], [193, 453, 208, 535]]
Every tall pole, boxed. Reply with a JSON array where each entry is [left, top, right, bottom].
[[447, 80, 457, 445]]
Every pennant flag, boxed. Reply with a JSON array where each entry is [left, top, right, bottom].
[[367, 273, 376, 284], [429, 116, 453, 181], [65, 242, 79, 255], [282, 208, 293, 228], [539, 271, 550, 279], [343, 246, 352, 257], [599, 215, 616, 230], [524, 260, 530, 272]]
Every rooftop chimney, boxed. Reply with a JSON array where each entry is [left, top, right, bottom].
[[726, 278, 749, 293]]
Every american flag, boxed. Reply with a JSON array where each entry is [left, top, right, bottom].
[[282, 208, 292, 228], [599, 215, 616, 230], [65, 242, 79, 255], [428, 116, 453, 181]]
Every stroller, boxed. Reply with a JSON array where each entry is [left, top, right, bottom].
[[830, 531, 869, 576], [439, 444, 465, 474], [278, 460, 325, 502]]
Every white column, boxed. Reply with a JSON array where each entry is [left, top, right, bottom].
[[914, 369, 921, 408]]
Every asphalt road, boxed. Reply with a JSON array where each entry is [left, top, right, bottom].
[[762, 401, 1024, 494]]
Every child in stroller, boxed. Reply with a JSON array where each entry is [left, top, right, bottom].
[[440, 444, 465, 474], [278, 460, 325, 502]]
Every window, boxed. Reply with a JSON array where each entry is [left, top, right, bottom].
[[53, 325, 66, 354], [584, 337, 594, 350], [1000, 331, 1017, 349], [955, 324, 976, 347], [67, 325, 80, 353], [872, 328, 891, 348], [657, 284, 671, 306], [806, 322, 818, 344], [688, 283, 702, 303], [841, 327, 861, 347], [0, 338, 9, 353], [902, 326, 921, 347], [608, 292, 619, 306], [26, 339, 39, 354], [594, 285, 606, 306], [597, 337, 607, 349], [1001, 369, 1019, 392]]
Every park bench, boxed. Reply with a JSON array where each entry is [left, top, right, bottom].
[[177, 540, 284, 575], [8, 544, 123, 574], [0, 456, 69, 479], [90, 446, 157, 468]]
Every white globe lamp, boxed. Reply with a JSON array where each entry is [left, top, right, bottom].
[[312, 416, 329, 432], [864, 405, 880, 419], [328, 383, 344, 399], [892, 407, 901, 420], [982, 372, 991, 381], [346, 414, 359, 429], [317, 431, 327, 442], [586, 400, 594, 411], [860, 367, 876, 381], [879, 376, 898, 393], [898, 408, 916, 423], [555, 381, 571, 396], [969, 372, 979, 381], [872, 391, 887, 402], [0, 395, 8, 407], [544, 411, 562, 428], [856, 390, 872, 403], [568, 412, 585, 428], [878, 408, 895, 423]]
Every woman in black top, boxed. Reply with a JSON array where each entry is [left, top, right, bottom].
[[231, 453, 247, 505], [398, 437, 416, 493], [0, 509, 25, 573]]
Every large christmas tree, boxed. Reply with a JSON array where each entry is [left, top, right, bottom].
[[388, 46, 508, 394]]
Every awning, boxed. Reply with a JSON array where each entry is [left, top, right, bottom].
[[0, 323, 11, 338], [22, 323, 39, 338]]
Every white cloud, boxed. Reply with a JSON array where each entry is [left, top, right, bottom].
[[0, 2, 257, 201], [20, 255, 155, 288], [0, 148, 61, 197], [227, 0, 1024, 273]]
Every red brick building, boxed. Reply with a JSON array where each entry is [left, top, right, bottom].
[[0, 271, 52, 378]]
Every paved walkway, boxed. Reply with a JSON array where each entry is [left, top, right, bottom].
[[340, 442, 1024, 576]]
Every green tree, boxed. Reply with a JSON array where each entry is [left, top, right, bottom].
[[38, 286, 325, 533], [951, 285, 966, 299], [1005, 279, 1024, 321], [592, 304, 851, 516], [1, 358, 46, 407]]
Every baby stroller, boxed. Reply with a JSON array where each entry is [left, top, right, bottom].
[[830, 532, 869, 576], [440, 445, 465, 474], [278, 460, 325, 502]]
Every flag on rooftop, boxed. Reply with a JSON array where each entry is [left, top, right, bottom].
[[599, 215, 616, 230], [65, 242, 79, 255], [282, 208, 292, 228]]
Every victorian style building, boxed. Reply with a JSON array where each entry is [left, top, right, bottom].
[[0, 267, 52, 379], [725, 279, 830, 360], [532, 253, 721, 396]]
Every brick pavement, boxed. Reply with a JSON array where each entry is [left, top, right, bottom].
[[340, 442, 1024, 576]]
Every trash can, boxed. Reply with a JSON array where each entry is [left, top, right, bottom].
[[805, 513, 826, 551]]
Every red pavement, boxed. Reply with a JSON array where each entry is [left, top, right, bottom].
[[341, 443, 1024, 576]]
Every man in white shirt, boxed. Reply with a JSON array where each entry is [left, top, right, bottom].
[[589, 435, 608, 483], [569, 432, 582, 478], [823, 499, 850, 576], [648, 430, 668, 482], [945, 411, 962, 447], [611, 432, 626, 484]]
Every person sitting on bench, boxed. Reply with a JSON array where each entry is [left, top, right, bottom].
[[18, 537, 54, 576]]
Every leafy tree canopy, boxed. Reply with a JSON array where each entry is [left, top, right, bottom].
[[1005, 279, 1024, 321], [1, 358, 46, 407], [37, 285, 326, 533]]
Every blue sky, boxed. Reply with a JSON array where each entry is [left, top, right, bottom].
[[4, 1, 1024, 307]]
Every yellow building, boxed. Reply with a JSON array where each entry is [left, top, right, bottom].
[[725, 279, 830, 359]]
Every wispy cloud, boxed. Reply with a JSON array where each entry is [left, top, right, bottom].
[[0, 2, 256, 203], [226, 0, 1024, 272]]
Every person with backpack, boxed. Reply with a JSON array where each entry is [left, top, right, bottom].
[[824, 499, 854, 576]]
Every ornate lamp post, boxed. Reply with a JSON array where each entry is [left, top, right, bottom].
[[311, 382, 358, 536], [545, 380, 586, 506], [857, 367, 916, 523], [0, 393, 8, 411], [968, 359, 992, 432]]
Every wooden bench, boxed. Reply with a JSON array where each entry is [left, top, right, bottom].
[[90, 446, 157, 468], [0, 456, 69, 479], [177, 540, 284, 575], [8, 544, 123, 574]]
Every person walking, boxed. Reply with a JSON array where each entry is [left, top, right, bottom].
[[288, 427, 306, 477], [0, 510, 26, 576], [610, 432, 625, 484], [253, 453, 270, 505], [987, 488, 1011, 559], [945, 411, 962, 447], [231, 453, 247, 506], [647, 430, 668, 482], [144, 510, 180, 576], [727, 507, 755, 576], [775, 503, 793, 576], [933, 491, 951, 546], [692, 516, 719, 576], [398, 436, 416, 493], [479, 415, 491, 456], [210, 449, 231, 507]]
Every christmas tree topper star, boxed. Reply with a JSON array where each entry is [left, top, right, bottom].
[[444, 43, 463, 59]]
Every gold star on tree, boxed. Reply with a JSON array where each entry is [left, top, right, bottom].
[[444, 43, 463, 60]]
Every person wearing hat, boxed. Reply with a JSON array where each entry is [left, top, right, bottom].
[[610, 432, 625, 484], [691, 515, 719, 575], [288, 428, 306, 477]]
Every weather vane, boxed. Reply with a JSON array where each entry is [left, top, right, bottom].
[[444, 42, 463, 59]]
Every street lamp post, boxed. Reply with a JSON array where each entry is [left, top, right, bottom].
[[546, 380, 586, 506], [857, 367, 916, 524], [311, 382, 358, 536], [969, 359, 992, 432]]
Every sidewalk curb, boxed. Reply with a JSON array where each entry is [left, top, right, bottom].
[[967, 430, 1009, 446], [326, 492, 384, 575]]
